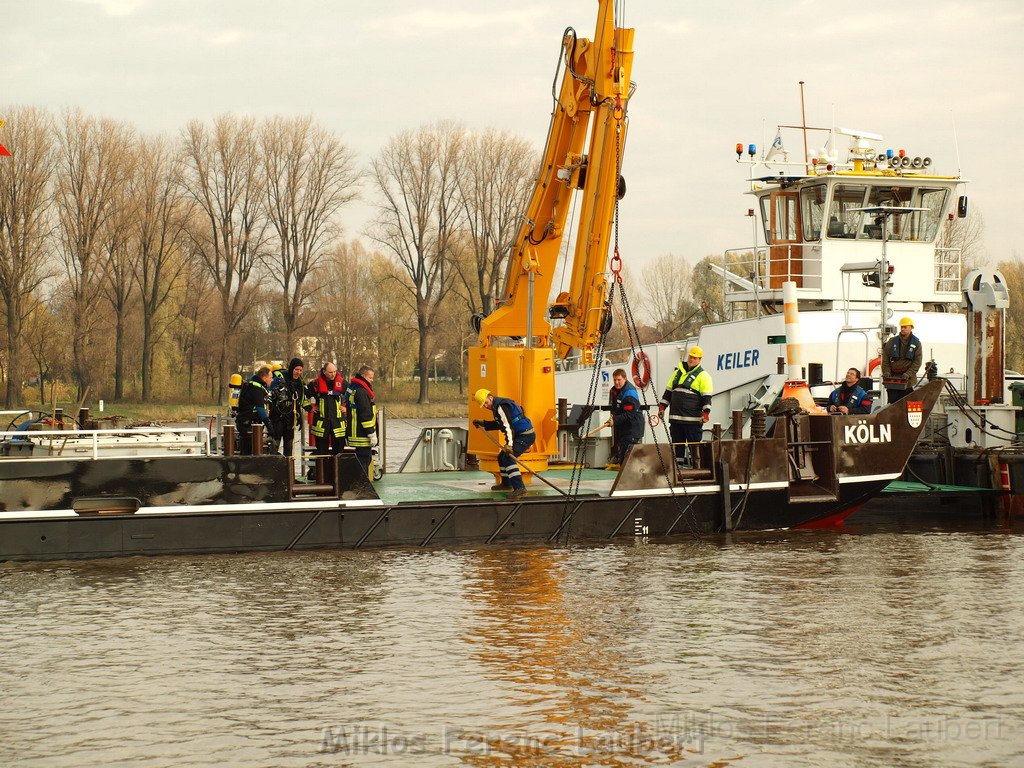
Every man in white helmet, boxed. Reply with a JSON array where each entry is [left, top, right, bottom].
[[881, 317, 922, 404]]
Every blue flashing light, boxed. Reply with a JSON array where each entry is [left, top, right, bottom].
[[747, 143, 756, 157], [886, 149, 894, 158]]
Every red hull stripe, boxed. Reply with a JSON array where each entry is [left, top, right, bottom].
[[792, 504, 862, 529]]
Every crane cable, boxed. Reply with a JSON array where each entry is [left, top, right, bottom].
[[557, 107, 701, 543]]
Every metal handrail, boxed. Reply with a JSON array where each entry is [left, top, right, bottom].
[[0, 426, 212, 460]]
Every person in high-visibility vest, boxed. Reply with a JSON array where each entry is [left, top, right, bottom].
[[345, 366, 377, 474], [657, 346, 713, 468], [306, 362, 346, 459]]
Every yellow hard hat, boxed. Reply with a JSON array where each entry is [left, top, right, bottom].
[[271, 362, 283, 372], [474, 388, 491, 406], [229, 373, 243, 387], [899, 317, 914, 328], [688, 346, 704, 359]]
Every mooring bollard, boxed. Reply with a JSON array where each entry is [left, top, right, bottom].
[[731, 410, 743, 440], [223, 424, 236, 456], [251, 423, 264, 456], [751, 408, 767, 439]]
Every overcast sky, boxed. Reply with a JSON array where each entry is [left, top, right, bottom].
[[5, 0, 1022, 271]]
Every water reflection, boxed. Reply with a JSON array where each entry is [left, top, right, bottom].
[[458, 546, 700, 766], [1, 533, 1022, 767]]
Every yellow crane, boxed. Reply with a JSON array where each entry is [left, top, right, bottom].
[[468, 0, 634, 482]]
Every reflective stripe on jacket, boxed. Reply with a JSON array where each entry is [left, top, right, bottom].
[[479, 396, 534, 446], [308, 372, 346, 439], [237, 377, 270, 424], [346, 375, 377, 447], [660, 363, 713, 421]]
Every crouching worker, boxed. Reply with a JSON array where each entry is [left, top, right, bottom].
[[472, 389, 535, 499], [827, 368, 872, 415]]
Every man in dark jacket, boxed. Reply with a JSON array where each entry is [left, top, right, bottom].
[[607, 368, 644, 468], [345, 365, 377, 474], [236, 366, 274, 454], [828, 368, 873, 415], [270, 357, 306, 458], [471, 388, 535, 498], [881, 317, 922, 404]]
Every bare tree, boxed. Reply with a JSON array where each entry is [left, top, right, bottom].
[[99, 153, 140, 400], [133, 135, 193, 401], [637, 253, 694, 339], [311, 240, 375, 373], [171, 258, 219, 402], [261, 115, 360, 356], [181, 114, 269, 403], [367, 251, 416, 385], [22, 296, 64, 406], [54, 109, 135, 399], [455, 128, 535, 316], [0, 106, 57, 406], [937, 205, 987, 276], [370, 121, 464, 403], [997, 258, 1024, 372]]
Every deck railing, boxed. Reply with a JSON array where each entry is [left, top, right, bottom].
[[0, 427, 212, 461]]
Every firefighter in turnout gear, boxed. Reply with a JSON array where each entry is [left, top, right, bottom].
[[345, 365, 377, 475], [657, 346, 713, 468], [236, 366, 274, 454], [471, 388, 536, 498], [881, 317, 922, 405], [306, 362, 346, 462]]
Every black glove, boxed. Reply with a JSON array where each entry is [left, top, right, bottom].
[[472, 419, 484, 428]]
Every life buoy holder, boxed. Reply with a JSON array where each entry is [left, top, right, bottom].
[[631, 351, 651, 389]]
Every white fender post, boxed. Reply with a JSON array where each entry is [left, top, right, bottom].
[[781, 280, 826, 413]]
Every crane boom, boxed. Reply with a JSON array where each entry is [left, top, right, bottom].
[[468, 0, 635, 480]]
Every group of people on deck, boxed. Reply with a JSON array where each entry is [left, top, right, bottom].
[[233, 359, 378, 475], [474, 315, 923, 484], [233, 318, 923, 490]]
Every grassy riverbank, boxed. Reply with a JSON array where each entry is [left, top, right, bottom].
[[58, 380, 469, 423]]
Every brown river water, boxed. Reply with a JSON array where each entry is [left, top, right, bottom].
[[1, 420, 1022, 767]]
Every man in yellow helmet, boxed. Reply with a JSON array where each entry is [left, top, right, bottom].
[[657, 346, 713, 468], [881, 317, 922, 404], [471, 388, 535, 498]]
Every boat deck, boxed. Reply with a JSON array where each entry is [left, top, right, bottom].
[[372, 468, 617, 504]]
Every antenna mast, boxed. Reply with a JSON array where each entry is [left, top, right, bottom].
[[799, 81, 809, 172]]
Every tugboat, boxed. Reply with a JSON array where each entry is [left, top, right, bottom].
[[0, 2, 977, 563], [555, 112, 1023, 516]]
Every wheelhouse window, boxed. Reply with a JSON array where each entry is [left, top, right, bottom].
[[910, 188, 949, 242], [826, 184, 866, 239], [857, 186, 913, 239], [773, 194, 798, 241], [759, 195, 770, 244], [800, 184, 826, 241]]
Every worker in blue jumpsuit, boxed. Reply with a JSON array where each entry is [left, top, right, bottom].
[[472, 388, 535, 498]]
